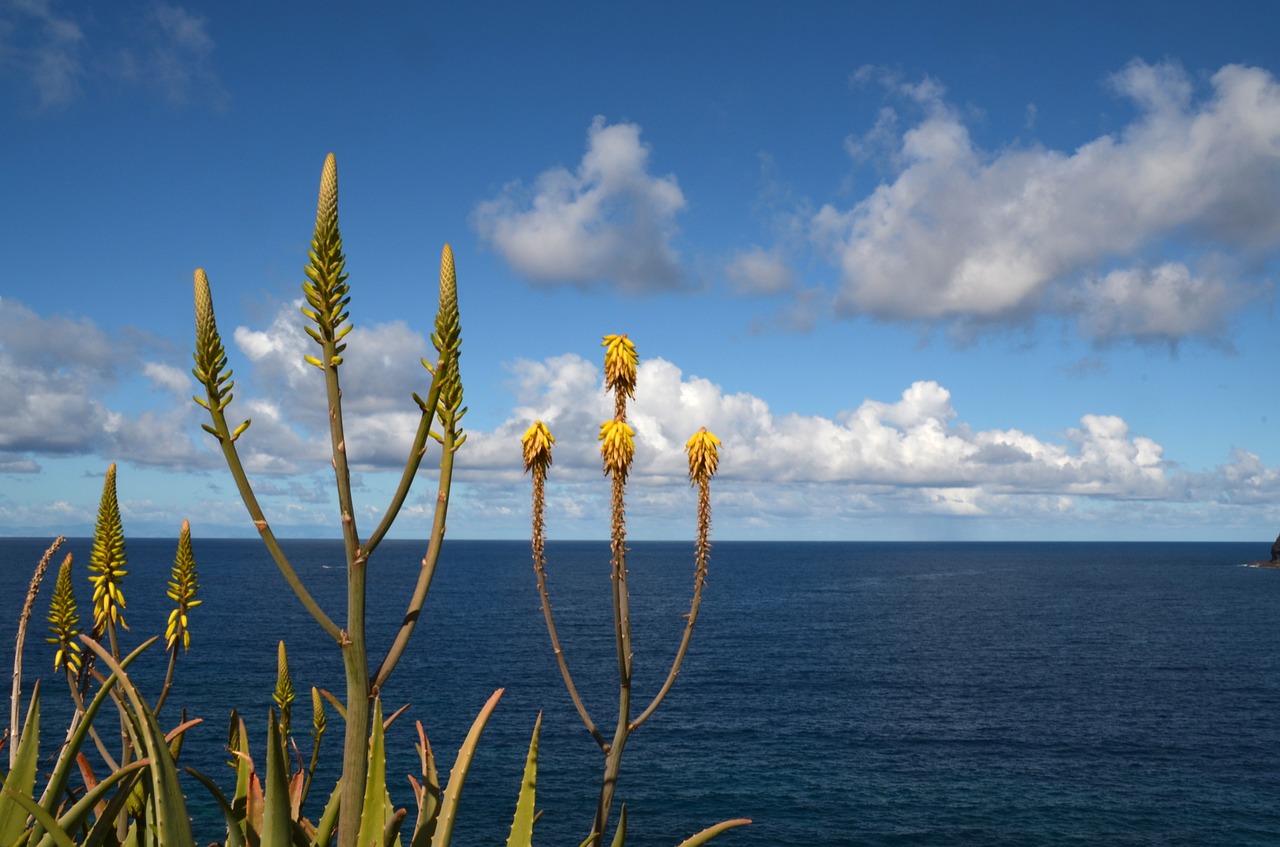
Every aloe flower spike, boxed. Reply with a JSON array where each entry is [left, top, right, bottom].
[[165, 519, 202, 653], [598, 418, 636, 481], [521, 420, 555, 473], [601, 334, 638, 400], [88, 463, 128, 642], [47, 553, 81, 675]]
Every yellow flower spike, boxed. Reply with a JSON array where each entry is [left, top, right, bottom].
[[521, 420, 556, 473], [88, 463, 128, 634], [601, 334, 638, 401], [599, 418, 636, 480], [686, 428, 722, 484], [46, 552, 81, 675], [166, 519, 202, 653]]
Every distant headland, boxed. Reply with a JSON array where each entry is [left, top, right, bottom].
[[1247, 535, 1280, 568]]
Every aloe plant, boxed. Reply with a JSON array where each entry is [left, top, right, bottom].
[[522, 334, 746, 843], [192, 153, 467, 847]]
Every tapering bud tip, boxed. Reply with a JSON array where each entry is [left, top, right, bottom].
[[521, 420, 555, 473], [317, 153, 338, 228], [599, 418, 636, 479], [686, 427, 721, 484], [602, 334, 638, 400]]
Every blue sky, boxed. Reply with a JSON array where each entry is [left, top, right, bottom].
[[3, 0, 1280, 542]]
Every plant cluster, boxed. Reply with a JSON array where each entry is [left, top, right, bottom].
[[2, 155, 747, 847]]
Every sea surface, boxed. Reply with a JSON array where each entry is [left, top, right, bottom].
[[4, 538, 1280, 846]]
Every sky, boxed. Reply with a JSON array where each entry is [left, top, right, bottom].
[[3, 0, 1280, 542]]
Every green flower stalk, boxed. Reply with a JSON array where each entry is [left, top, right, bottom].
[[165, 520, 201, 654], [89, 463, 128, 651], [46, 553, 81, 676], [193, 154, 470, 847], [274, 641, 295, 738]]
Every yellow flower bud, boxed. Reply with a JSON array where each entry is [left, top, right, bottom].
[[686, 428, 721, 484], [521, 420, 556, 473], [601, 334, 638, 400], [599, 418, 636, 479]]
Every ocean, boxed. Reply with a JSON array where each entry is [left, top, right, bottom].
[[4, 538, 1280, 846]]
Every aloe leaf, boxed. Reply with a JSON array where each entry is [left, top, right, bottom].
[[356, 699, 387, 847], [407, 721, 440, 847], [261, 712, 293, 847], [671, 818, 752, 847], [33, 759, 147, 847], [309, 781, 341, 847], [79, 636, 194, 847], [609, 805, 626, 847], [505, 713, 541, 847], [428, 688, 503, 847], [2, 786, 73, 847], [179, 766, 247, 847], [0, 680, 40, 845]]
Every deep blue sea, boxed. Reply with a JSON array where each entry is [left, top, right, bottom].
[[4, 538, 1280, 846]]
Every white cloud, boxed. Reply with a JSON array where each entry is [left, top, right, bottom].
[[473, 116, 687, 292], [814, 61, 1280, 343], [484, 352, 1180, 500], [229, 300, 450, 471], [143, 361, 191, 395], [1060, 262, 1238, 344], [0, 298, 212, 468]]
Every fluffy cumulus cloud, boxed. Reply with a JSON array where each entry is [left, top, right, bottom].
[[473, 116, 687, 292], [811, 61, 1280, 344], [229, 300, 453, 471], [458, 351, 1280, 535]]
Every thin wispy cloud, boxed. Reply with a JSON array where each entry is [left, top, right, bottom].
[[124, 2, 227, 108], [1, 0, 226, 110], [473, 116, 688, 293], [0, 0, 85, 108]]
